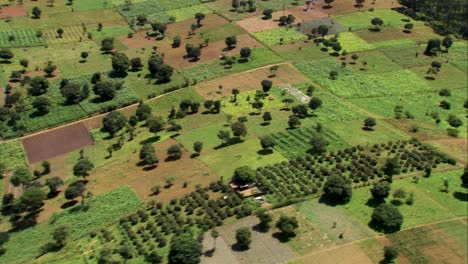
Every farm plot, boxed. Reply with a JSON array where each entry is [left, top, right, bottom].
[[252, 27, 307, 46], [203, 0, 264, 21], [333, 9, 410, 31], [220, 87, 287, 116], [444, 42, 468, 73], [326, 32, 375, 53], [271, 126, 349, 159], [354, 23, 437, 44], [272, 41, 330, 61], [257, 0, 301, 11], [116, 0, 200, 23], [346, 50, 402, 75], [314, 0, 401, 15], [200, 22, 247, 43], [298, 17, 346, 36], [21, 122, 94, 164], [410, 63, 468, 90], [0, 140, 28, 171], [42, 25, 88, 45], [377, 42, 433, 68], [165, 4, 212, 22], [0, 29, 44, 48], [0, 4, 26, 18]]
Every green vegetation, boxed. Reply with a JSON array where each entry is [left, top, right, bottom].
[[253, 27, 307, 46]]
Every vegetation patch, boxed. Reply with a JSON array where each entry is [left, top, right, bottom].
[[252, 27, 307, 46], [0, 29, 45, 48], [333, 9, 411, 31], [165, 4, 212, 22], [328, 32, 375, 53], [0, 140, 28, 171]]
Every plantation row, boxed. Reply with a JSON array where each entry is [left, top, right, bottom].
[[83, 182, 251, 262], [0, 30, 44, 48], [256, 139, 453, 200]]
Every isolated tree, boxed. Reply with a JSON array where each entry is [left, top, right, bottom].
[[261, 80, 272, 93], [101, 37, 114, 53], [32, 6, 42, 18], [44, 61, 57, 77], [363, 117, 377, 130], [195, 13, 205, 27], [10, 167, 32, 187], [383, 158, 400, 181], [130, 57, 143, 71], [188, 47, 201, 60], [233, 166, 256, 184], [140, 144, 158, 165], [32, 96, 52, 115], [403, 23, 414, 33], [64, 181, 86, 204], [193, 141, 203, 155], [148, 55, 163, 75], [45, 177, 64, 195], [57, 28, 64, 38], [424, 39, 441, 56], [80, 51, 89, 62], [355, 0, 365, 8], [383, 246, 399, 264], [442, 36, 453, 51], [103, 111, 127, 136], [263, 8, 273, 19], [16, 186, 47, 211], [167, 145, 183, 160], [168, 233, 202, 264], [371, 203, 403, 232], [146, 116, 165, 136], [292, 104, 308, 118], [235, 227, 251, 250], [324, 0, 335, 8], [20, 58, 29, 68], [262, 111, 272, 124], [73, 158, 94, 179], [317, 25, 329, 38], [260, 136, 275, 151], [231, 121, 247, 137], [323, 175, 352, 203], [51, 226, 68, 248], [447, 114, 463, 128], [370, 17, 384, 31], [288, 115, 301, 128], [225, 36, 237, 49], [308, 97, 322, 114], [136, 102, 152, 121], [240, 47, 252, 61], [0, 49, 14, 62], [370, 181, 391, 200], [256, 210, 273, 231], [217, 130, 231, 144], [460, 166, 468, 187], [309, 133, 328, 154], [29, 76, 49, 95], [93, 81, 116, 101], [276, 215, 298, 238], [112, 52, 130, 75], [155, 64, 174, 83]]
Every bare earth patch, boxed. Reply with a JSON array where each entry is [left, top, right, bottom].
[[0, 5, 26, 18], [117, 30, 157, 50], [194, 63, 308, 99], [426, 138, 468, 166], [298, 243, 375, 264], [315, 0, 400, 15]]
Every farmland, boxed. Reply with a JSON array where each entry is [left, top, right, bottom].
[[0, 0, 466, 263]]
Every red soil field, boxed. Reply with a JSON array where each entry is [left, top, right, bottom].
[[315, 0, 401, 15], [21, 123, 93, 163], [0, 5, 26, 18]]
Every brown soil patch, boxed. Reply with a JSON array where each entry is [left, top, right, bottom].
[[21, 123, 94, 163], [236, 6, 327, 33], [88, 138, 218, 203], [315, 0, 401, 15], [300, 243, 375, 264], [194, 63, 308, 99], [0, 5, 26, 18], [158, 33, 263, 69], [117, 30, 156, 50], [166, 13, 229, 39], [426, 138, 468, 166], [2, 171, 23, 198]]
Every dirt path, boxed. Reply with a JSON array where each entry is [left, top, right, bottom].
[[285, 216, 467, 264]]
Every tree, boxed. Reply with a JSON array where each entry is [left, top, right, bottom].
[[231, 121, 247, 137], [424, 39, 441, 56], [217, 130, 231, 144], [276, 215, 298, 238], [461, 166, 468, 187], [101, 37, 114, 53], [288, 115, 301, 128], [383, 158, 400, 181], [240, 47, 252, 61], [442, 36, 453, 51], [32, 6, 42, 18], [371, 203, 403, 232], [168, 233, 202, 264], [73, 158, 94, 179], [233, 166, 256, 184], [261, 80, 272, 93], [323, 175, 352, 203], [225, 36, 237, 49], [370, 181, 391, 200], [16, 186, 46, 211], [93, 81, 116, 101], [262, 111, 272, 124], [235, 227, 251, 250], [447, 114, 463, 128], [57, 28, 64, 38], [140, 144, 158, 165], [370, 17, 384, 31], [111, 52, 130, 75], [32, 96, 52, 115], [210, 229, 219, 251], [148, 55, 163, 75], [45, 177, 64, 195], [0, 49, 14, 62], [146, 116, 165, 136], [29, 76, 49, 96], [52, 226, 68, 248], [64, 181, 86, 204], [194, 13, 205, 27], [167, 144, 183, 160], [263, 8, 273, 19], [146, 251, 162, 263], [10, 167, 32, 187], [383, 246, 399, 264], [256, 210, 273, 231], [355, 0, 365, 8], [308, 97, 322, 114], [136, 102, 152, 121], [188, 47, 201, 60], [252, 100, 264, 112], [44, 61, 57, 77], [130, 57, 143, 71], [103, 111, 127, 136], [79, 51, 89, 63], [260, 136, 275, 151], [324, 0, 335, 8], [20, 58, 29, 68], [363, 117, 377, 130], [404, 23, 414, 33], [309, 133, 328, 154], [155, 64, 174, 83], [193, 141, 203, 155], [317, 25, 329, 38]]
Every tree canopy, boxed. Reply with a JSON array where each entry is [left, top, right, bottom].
[[168, 233, 202, 264]]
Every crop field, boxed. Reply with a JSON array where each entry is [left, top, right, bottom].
[[220, 88, 287, 116], [200, 22, 247, 43], [0, 29, 44, 48], [42, 25, 88, 45], [326, 32, 375, 53], [0, 140, 28, 171], [333, 9, 412, 31], [166, 4, 213, 22], [252, 27, 307, 46]]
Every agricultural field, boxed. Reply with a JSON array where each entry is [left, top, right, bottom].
[[0, 0, 466, 264]]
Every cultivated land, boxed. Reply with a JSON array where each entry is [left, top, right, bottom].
[[0, 0, 466, 263]]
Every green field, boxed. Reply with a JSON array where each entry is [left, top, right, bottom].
[[253, 27, 307, 46]]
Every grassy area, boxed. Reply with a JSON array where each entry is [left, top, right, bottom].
[[0, 186, 144, 264], [220, 87, 287, 116], [166, 4, 212, 22], [200, 22, 247, 43], [333, 9, 412, 31], [326, 32, 375, 53], [252, 27, 308, 46], [0, 140, 28, 171]]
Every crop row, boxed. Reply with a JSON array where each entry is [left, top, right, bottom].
[[0, 30, 44, 48]]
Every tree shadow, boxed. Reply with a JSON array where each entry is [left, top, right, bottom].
[[204, 248, 215, 257], [260, 122, 270, 126], [390, 199, 403, 206], [257, 149, 273, 155], [47, 191, 61, 199], [139, 135, 160, 145], [362, 126, 374, 131], [142, 164, 158, 171], [272, 232, 295, 243], [425, 76, 435, 81], [318, 195, 348, 206], [252, 223, 270, 233], [214, 137, 244, 150], [165, 156, 181, 162], [231, 243, 249, 252], [222, 46, 235, 52], [190, 153, 200, 159], [60, 200, 78, 209], [10, 211, 40, 232], [453, 192, 468, 202], [365, 198, 384, 208]]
